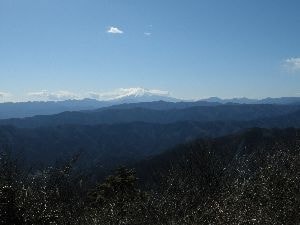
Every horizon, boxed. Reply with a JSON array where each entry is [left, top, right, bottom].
[[0, 86, 300, 103], [1, 0, 300, 101]]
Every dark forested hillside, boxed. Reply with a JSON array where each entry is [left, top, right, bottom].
[[133, 128, 300, 224], [0, 128, 299, 224], [0, 104, 299, 128], [0, 99, 112, 119], [0, 122, 214, 168], [135, 127, 300, 187], [0, 108, 300, 169], [1, 97, 300, 120], [0, 103, 300, 224]]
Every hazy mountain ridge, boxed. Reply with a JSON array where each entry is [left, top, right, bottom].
[[1, 109, 300, 169], [1, 104, 300, 128], [0, 88, 179, 119], [204, 96, 300, 104], [1, 96, 300, 119]]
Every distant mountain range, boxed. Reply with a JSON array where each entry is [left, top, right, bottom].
[[0, 109, 299, 169], [1, 88, 299, 224], [0, 92, 300, 194], [0, 87, 179, 119], [1, 94, 300, 119], [203, 96, 300, 104], [1, 104, 300, 128]]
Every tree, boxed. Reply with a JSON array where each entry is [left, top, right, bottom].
[[0, 148, 24, 225]]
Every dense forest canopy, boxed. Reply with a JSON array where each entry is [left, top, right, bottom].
[[0, 128, 299, 224]]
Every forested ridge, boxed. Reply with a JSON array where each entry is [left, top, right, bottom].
[[0, 128, 299, 224], [1, 104, 299, 128], [0, 108, 300, 168], [0, 102, 300, 224]]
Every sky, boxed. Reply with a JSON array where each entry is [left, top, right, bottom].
[[1, 0, 300, 102]]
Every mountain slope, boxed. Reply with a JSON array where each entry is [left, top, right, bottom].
[[0, 88, 180, 119], [135, 127, 300, 185], [0, 99, 110, 119], [133, 127, 300, 224], [1, 104, 299, 128], [0, 109, 300, 169], [2, 95, 300, 120], [0, 99, 221, 120]]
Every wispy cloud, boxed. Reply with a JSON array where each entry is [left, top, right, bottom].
[[13, 87, 171, 102], [0, 92, 11, 98], [107, 26, 123, 34], [48, 91, 79, 101], [144, 24, 153, 36], [283, 57, 300, 73], [87, 91, 114, 100], [27, 90, 49, 98], [27, 90, 79, 101], [0, 91, 12, 102]]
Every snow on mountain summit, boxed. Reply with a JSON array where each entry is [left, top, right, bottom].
[[88, 87, 176, 102], [106, 87, 178, 103], [5, 88, 177, 103], [113, 87, 170, 99]]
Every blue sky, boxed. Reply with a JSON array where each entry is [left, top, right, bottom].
[[1, 0, 300, 101]]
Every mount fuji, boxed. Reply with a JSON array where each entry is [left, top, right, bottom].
[[0, 88, 180, 119]]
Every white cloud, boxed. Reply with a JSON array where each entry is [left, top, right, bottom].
[[283, 57, 300, 73], [144, 32, 151, 36], [0, 92, 11, 98], [27, 90, 49, 98], [107, 26, 123, 34], [27, 90, 79, 101], [0, 92, 12, 102], [24, 87, 170, 102], [48, 91, 79, 101], [87, 91, 115, 100]]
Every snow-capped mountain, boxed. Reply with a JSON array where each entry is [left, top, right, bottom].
[[22, 87, 179, 103], [0, 88, 180, 119], [1, 87, 300, 119], [112, 88, 179, 103]]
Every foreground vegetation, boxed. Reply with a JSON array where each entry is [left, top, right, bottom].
[[0, 128, 299, 225]]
